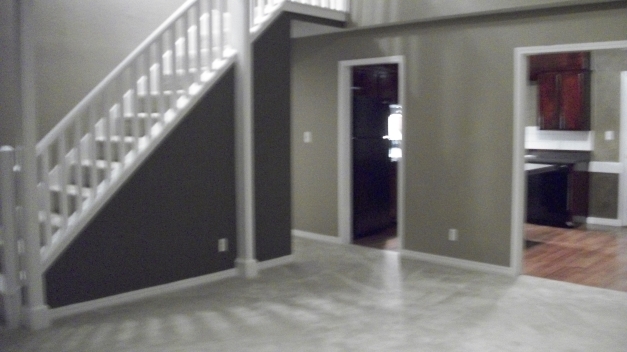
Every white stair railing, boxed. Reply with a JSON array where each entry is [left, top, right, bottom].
[[1, 146, 22, 329], [250, 0, 349, 26], [33, 0, 347, 281], [36, 0, 234, 269]]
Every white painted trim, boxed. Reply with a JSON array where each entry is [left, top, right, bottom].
[[258, 254, 295, 270], [588, 161, 622, 174], [292, 229, 342, 244], [20, 0, 50, 330], [337, 55, 406, 249], [512, 40, 627, 277], [401, 250, 515, 277], [252, 1, 348, 41], [586, 217, 622, 227], [49, 269, 238, 321], [620, 71, 627, 225], [232, 0, 258, 279], [524, 126, 593, 151]]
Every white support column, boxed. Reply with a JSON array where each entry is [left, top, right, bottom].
[[1, 146, 21, 329], [20, 0, 50, 329], [231, 0, 258, 278]]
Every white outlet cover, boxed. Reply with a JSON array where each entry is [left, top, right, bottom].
[[605, 130, 615, 141], [304, 131, 312, 143]]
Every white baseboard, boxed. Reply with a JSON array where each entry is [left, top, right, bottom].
[[401, 249, 515, 277], [588, 161, 622, 174], [292, 229, 342, 244], [49, 269, 238, 321], [258, 254, 295, 270], [586, 217, 623, 227]]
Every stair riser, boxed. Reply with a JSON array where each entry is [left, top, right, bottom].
[[48, 191, 83, 216], [68, 165, 107, 188]]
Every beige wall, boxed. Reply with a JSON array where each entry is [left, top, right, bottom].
[[347, 0, 616, 28], [0, 0, 21, 146], [591, 49, 627, 162], [292, 3, 627, 266], [33, 0, 187, 139]]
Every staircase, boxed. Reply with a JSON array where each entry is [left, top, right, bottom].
[[1, 0, 348, 329], [35, 0, 237, 270]]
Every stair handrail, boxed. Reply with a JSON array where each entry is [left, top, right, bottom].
[[35, 0, 235, 265], [36, 0, 224, 154], [36, 0, 350, 154], [250, 0, 349, 26], [0, 146, 22, 329]]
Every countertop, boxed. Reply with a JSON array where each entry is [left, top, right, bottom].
[[525, 163, 562, 175]]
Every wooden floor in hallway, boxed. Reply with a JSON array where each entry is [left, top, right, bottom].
[[353, 226, 398, 251], [524, 223, 627, 293]]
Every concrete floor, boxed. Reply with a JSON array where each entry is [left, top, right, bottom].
[[2, 237, 627, 351]]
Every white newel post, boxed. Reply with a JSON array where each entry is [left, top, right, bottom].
[[232, 0, 258, 278], [20, 0, 50, 329], [1, 147, 21, 329]]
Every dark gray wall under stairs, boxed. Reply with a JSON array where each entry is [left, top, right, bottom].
[[46, 69, 236, 308], [253, 14, 292, 262]]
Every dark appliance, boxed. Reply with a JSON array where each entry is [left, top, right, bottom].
[[525, 150, 590, 228], [352, 65, 398, 239]]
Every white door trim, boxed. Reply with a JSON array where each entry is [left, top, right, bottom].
[[338, 55, 406, 248], [620, 71, 627, 225], [512, 40, 627, 275]]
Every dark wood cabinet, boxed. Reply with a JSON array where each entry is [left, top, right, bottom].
[[529, 52, 590, 80], [537, 70, 590, 131]]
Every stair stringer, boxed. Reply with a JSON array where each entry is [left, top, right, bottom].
[[40, 57, 236, 270]]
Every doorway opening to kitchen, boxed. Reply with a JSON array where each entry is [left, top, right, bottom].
[[512, 40, 627, 292], [338, 56, 406, 251]]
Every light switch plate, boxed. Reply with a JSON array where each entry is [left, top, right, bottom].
[[605, 130, 615, 141], [304, 131, 312, 143]]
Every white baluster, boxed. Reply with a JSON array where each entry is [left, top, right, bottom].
[[57, 133, 69, 231], [217, 0, 224, 60], [169, 26, 178, 111], [127, 65, 140, 154], [200, 1, 211, 71], [89, 102, 98, 200], [193, 3, 202, 83], [113, 76, 126, 168], [0, 146, 21, 329], [39, 149, 52, 245], [73, 117, 84, 215], [141, 53, 154, 138], [104, 92, 113, 183], [181, 14, 190, 93], [155, 41, 166, 125]]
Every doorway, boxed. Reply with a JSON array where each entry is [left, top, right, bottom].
[[512, 41, 627, 284], [338, 56, 406, 250], [351, 64, 399, 250]]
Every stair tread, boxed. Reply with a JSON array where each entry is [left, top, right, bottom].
[[48, 183, 92, 197], [38, 211, 63, 226], [95, 135, 136, 143]]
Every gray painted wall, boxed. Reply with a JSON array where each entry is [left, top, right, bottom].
[[347, 0, 618, 28], [0, 0, 21, 146], [33, 0, 187, 139], [292, 3, 627, 266], [254, 14, 293, 262]]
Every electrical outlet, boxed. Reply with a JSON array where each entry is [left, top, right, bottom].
[[448, 229, 458, 241], [304, 131, 312, 143], [605, 130, 615, 141], [218, 238, 228, 252]]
